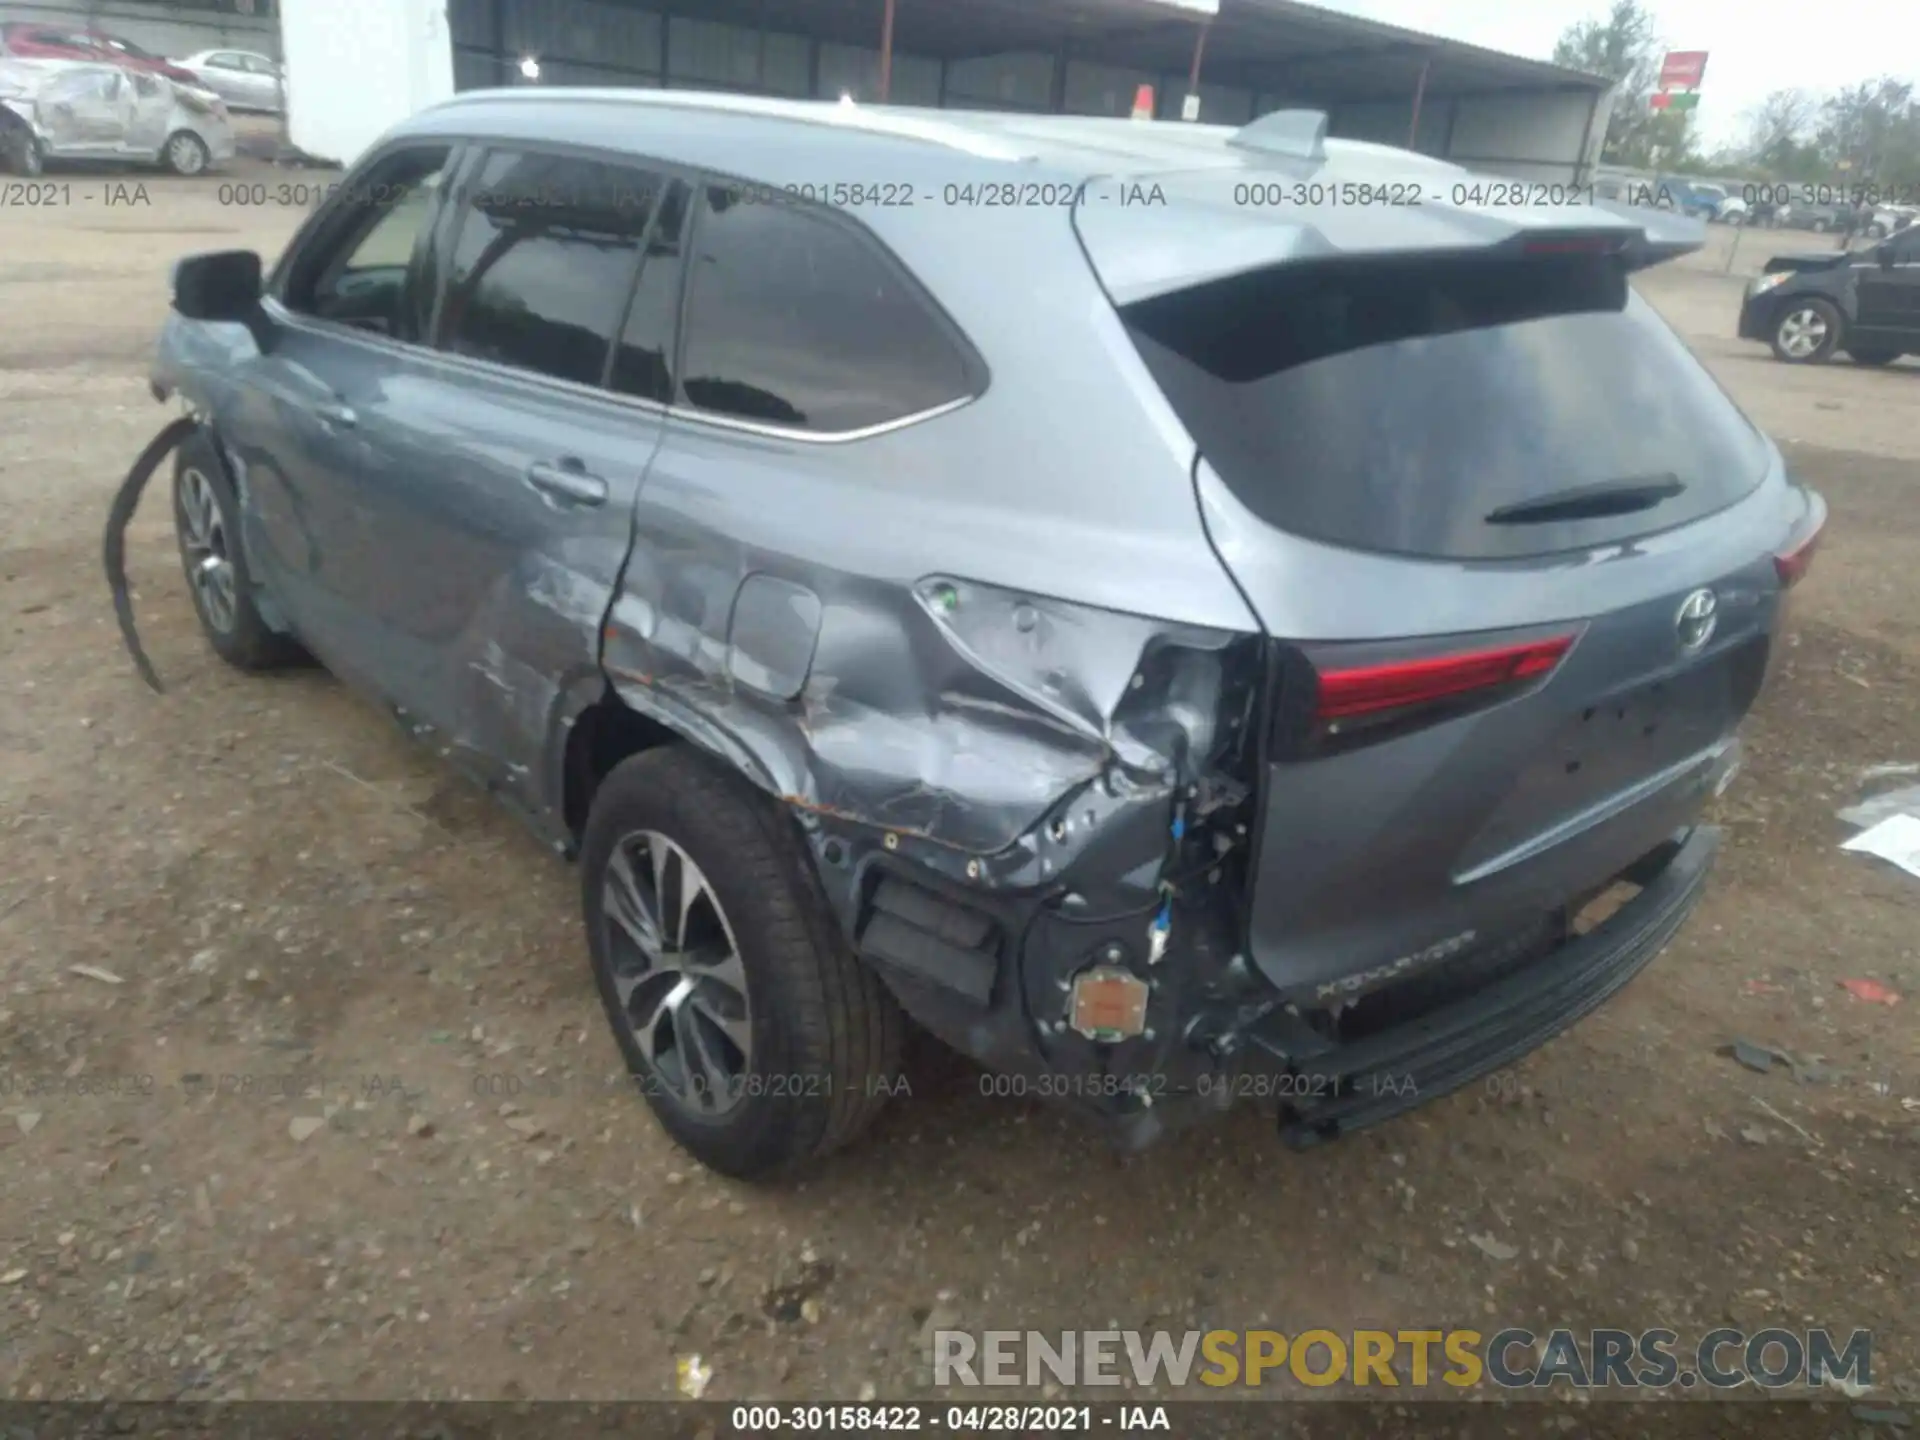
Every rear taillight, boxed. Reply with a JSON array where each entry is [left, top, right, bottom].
[[1774, 519, 1823, 589], [1314, 636, 1575, 725], [1268, 633, 1578, 758]]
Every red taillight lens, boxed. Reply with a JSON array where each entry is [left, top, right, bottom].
[[1774, 520, 1823, 589], [1313, 636, 1575, 723]]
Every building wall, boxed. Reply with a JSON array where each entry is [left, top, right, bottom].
[[284, 0, 1600, 178], [282, 0, 452, 164], [1446, 89, 1601, 183], [5, 0, 278, 58]]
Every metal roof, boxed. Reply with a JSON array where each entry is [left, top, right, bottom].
[[424, 86, 1478, 176], [632, 0, 1611, 104]]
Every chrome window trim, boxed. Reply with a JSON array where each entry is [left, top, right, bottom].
[[261, 297, 980, 443]]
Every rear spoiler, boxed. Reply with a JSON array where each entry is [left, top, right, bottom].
[[1075, 174, 1710, 305], [1590, 200, 1708, 269]]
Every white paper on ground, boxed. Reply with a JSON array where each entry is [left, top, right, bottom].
[[1839, 812, 1920, 880]]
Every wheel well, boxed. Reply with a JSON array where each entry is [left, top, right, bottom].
[[563, 689, 677, 844]]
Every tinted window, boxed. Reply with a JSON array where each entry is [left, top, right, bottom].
[[283, 145, 450, 341], [130, 72, 162, 98], [1125, 255, 1770, 560], [439, 150, 664, 388], [677, 186, 974, 432], [609, 180, 689, 404]]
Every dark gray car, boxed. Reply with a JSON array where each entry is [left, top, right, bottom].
[[126, 91, 1826, 1178]]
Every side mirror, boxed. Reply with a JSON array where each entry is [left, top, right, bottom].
[[172, 249, 263, 322], [1877, 244, 1895, 269]]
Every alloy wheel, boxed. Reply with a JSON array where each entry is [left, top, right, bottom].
[[178, 467, 237, 633], [601, 829, 754, 1116], [169, 134, 207, 175], [1776, 307, 1828, 360]]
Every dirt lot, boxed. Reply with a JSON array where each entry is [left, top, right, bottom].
[[1, 175, 1915, 1410]]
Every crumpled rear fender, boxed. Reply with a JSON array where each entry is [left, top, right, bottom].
[[604, 567, 1262, 894]]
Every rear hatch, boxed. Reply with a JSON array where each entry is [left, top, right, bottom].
[[1075, 172, 1811, 1001]]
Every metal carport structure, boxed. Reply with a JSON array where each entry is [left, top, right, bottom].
[[440, 0, 1614, 183]]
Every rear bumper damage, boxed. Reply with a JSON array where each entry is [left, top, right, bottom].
[[1257, 824, 1719, 1148], [846, 806, 1718, 1153]]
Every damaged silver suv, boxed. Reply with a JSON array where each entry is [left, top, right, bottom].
[[116, 90, 1826, 1178]]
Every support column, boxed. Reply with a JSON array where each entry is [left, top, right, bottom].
[[1185, 20, 1211, 119], [1407, 54, 1430, 149], [879, 0, 896, 102]]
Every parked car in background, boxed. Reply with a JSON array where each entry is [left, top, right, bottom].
[[174, 49, 282, 113], [0, 23, 201, 88], [1786, 199, 1849, 233], [1866, 204, 1918, 239], [0, 59, 233, 175], [0, 57, 43, 174], [1739, 225, 1920, 364], [1650, 177, 1729, 222], [136, 90, 1823, 1177]]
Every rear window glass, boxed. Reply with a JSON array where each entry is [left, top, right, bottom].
[[1123, 255, 1770, 560]]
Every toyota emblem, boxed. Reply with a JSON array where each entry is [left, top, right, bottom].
[[1675, 588, 1718, 652]]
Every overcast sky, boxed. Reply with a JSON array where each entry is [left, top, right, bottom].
[[1324, 0, 1920, 149]]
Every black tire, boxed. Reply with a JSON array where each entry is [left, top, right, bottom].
[[580, 748, 904, 1179], [1769, 297, 1843, 364], [1, 121, 42, 177], [1849, 349, 1900, 366], [162, 129, 211, 177], [171, 430, 306, 671]]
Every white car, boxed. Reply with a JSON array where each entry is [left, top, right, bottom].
[[1867, 204, 1918, 239], [174, 48, 283, 113], [0, 58, 234, 175]]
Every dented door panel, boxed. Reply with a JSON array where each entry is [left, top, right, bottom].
[[369, 356, 664, 817]]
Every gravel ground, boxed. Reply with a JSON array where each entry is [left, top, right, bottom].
[[0, 173, 1915, 1410]]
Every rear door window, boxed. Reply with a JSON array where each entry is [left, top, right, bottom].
[[1123, 254, 1771, 560], [676, 185, 979, 433], [437, 149, 666, 389]]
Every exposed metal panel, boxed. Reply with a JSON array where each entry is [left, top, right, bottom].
[[1063, 58, 1158, 117], [1444, 89, 1596, 183], [501, 0, 663, 72], [945, 50, 1055, 109], [818, 41, 940, 104]]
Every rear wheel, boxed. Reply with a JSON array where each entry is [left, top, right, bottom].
[[580, 748, 904, 1179], [1770, 298, 1842, 364], [163, 130, 210, 176]]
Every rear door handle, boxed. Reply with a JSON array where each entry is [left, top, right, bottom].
[[316, 401, 357, 429], [526, 460, 608, 507]]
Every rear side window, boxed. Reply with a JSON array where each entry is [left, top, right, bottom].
[[439, 150, 666, 388], [677, 185, 977, 433], [1124, 255, 1771, 560]]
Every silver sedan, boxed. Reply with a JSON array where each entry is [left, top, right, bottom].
[[173, 49, 282, 113]]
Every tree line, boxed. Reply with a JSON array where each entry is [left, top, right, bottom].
[[1553, 0, 1918, 185]]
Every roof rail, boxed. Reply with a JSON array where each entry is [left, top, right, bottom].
[[1228, 109, 1328, 162]]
